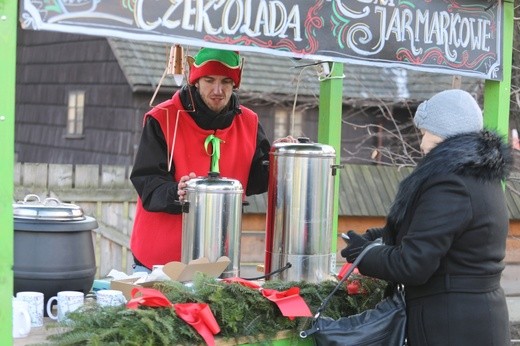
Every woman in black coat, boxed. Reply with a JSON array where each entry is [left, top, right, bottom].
[[342, 89, 512, 345]]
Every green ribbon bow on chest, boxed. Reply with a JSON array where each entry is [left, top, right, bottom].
[[204, 134, 224, 173]]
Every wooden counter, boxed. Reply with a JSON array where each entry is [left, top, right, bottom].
[[13, 318, 65, 345], [13, 318, 312, 345]]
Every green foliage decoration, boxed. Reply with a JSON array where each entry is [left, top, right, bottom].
[[47, 272, 386, 345]]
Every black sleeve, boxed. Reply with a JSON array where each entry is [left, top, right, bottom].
[[130, 117, 182, 214], [364, 227, 385, 241], [245, 122, 271, 196]]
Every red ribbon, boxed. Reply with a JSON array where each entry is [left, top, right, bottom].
[[174, 303, 220, 346], [224, 277, 312, 320], [347, 280, 361, 295], [126, 287, 173, 309], [222, 277, 261, 289], [337, 262, 359, 281], [337, 263, 366, 295], [337, 262, 360, 280], [261, 287, 312, 320]]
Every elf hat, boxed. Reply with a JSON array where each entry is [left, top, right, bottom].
[[188, 48, 243, 88]]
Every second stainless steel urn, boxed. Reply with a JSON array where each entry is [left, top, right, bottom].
[[265, 138, 337, 282]]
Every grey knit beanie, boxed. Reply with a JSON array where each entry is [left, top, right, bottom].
[[414, 89, 483, 138]]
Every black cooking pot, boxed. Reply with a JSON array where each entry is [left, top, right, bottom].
[[13, 195, 97, 307]]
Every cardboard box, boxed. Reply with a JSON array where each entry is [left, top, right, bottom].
[[111, 256, 231, 300]]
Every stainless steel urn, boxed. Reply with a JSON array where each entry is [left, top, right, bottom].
[[181, 172, 243, 278], [265, 138, 337, 282]]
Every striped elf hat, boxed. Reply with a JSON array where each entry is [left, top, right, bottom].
[[188, 48, 243, 88]]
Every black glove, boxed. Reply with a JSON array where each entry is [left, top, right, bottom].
[[341, 230, 370, 263], [363, 227, 385, 241]]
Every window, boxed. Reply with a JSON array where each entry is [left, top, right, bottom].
[[274, 108, 303, 139], [66, 91, 85, 138]]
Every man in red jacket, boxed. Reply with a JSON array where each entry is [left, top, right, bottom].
[[130, 47, 294, 272]]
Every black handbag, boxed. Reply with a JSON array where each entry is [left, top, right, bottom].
[[300, 242, 407, 346]]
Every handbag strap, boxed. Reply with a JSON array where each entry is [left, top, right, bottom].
[[314, 239, 382, 318]]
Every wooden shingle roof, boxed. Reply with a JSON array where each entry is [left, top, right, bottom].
[[245, 164, 520, 220], [338, 164, 412, 217], [107, 39, 483, 104]]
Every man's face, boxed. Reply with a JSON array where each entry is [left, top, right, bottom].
[[195, 75, 235, 113]]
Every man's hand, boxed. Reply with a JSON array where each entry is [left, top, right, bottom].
[[273, 135, 298, 144], [177, 172, 196, 201]]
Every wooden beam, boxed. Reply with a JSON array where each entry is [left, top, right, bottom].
[[451, 75, 462, 89]]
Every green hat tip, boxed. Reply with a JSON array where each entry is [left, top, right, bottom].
[[194, 48, 240, 68]]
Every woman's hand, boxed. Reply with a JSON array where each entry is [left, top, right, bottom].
[[177, 172, 196, 201], [341, 230, 370, 263]]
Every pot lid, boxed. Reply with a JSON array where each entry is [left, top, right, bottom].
[[13, 194, 85, 221]]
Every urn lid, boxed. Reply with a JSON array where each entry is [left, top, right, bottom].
[[185, 172, 243, 193], [271, 137, 336, 157]]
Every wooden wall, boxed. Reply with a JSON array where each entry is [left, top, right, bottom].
[[16, 29, 139, 165]]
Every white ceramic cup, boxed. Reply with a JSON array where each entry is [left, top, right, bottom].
[[12, 298, 32, 338], [16, 291, 44, 327], [96, 289, 126, 307], [46, 291, 84, 322]]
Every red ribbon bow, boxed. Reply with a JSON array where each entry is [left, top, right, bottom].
[[126, 287, 173, 309], [126, 287, 221, 345], [174, 303, 220, 346], [223, 277, 312, 320]]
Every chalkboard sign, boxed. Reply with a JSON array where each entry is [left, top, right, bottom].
[[20, 0, 503, 80]]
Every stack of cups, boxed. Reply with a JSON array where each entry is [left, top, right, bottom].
[[12, 297, 31, 338], [15, 291, 44, 328]]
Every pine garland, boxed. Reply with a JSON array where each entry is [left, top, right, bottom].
[[47, 273, 386, 345]]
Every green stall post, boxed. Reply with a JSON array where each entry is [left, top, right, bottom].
[[317, 62, 344, 256], [483, 0, 514, 138], [0, 0, 17, 344]]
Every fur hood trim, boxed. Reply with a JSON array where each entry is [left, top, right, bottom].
[[387, 130, 512, 230]]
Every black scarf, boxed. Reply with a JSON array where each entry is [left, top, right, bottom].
[[386, 130, 512, 241], [179, 85, 241, 130]]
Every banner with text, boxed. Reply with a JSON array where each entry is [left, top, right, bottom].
[[20, 0, 503, 80]]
